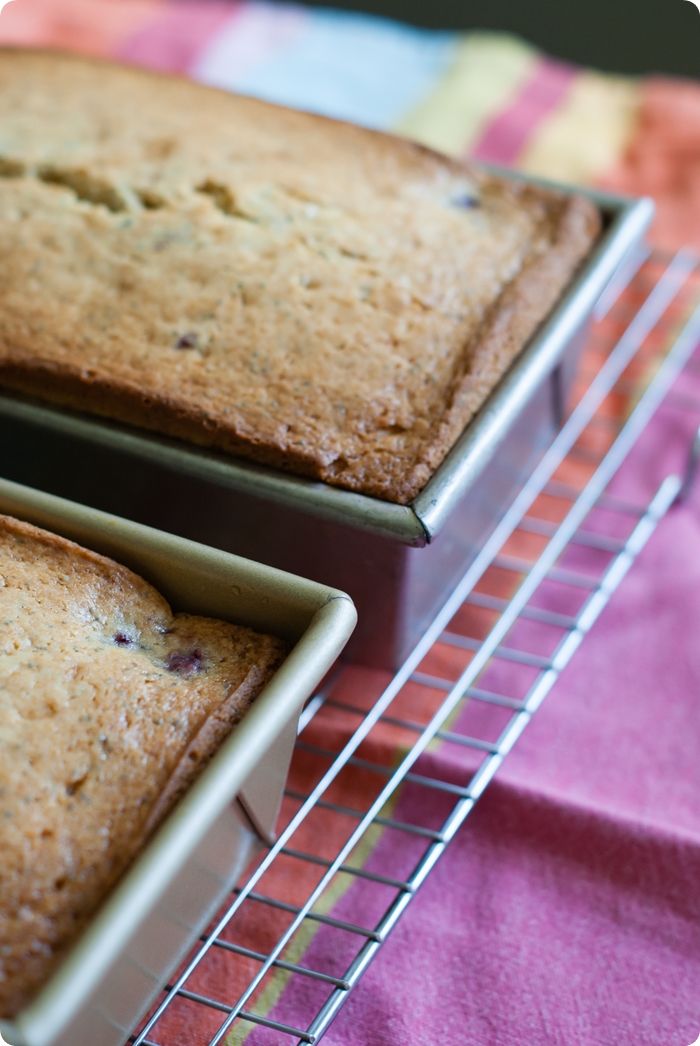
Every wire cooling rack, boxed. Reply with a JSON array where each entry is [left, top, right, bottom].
[[132, 247, 700, 1046]]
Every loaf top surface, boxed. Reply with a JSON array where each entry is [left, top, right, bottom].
[[0, 511, 285, 1017], [0, 50, 600, 503]]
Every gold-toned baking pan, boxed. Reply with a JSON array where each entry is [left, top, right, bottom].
[[0, 477, 356, 1046], [0, 181, 653, 667]]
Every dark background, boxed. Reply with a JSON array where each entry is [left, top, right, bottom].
[[281, 0, 700, 77]]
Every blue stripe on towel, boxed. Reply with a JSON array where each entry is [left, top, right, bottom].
[[198, 3, 457, 129]]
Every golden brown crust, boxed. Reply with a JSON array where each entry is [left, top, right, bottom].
[[0, 49, 601, 505], [0, 513, 285, 1017], [396, 190, 600, 501]]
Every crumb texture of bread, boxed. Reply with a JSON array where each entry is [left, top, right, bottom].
[[0, 512, 285, 1017], [0, 51, 601, 503]]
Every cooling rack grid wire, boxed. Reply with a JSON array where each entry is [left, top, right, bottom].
[[132, 248, 700, 1046]]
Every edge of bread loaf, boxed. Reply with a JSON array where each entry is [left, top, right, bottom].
[[0, 48, 602, 505], [0, 512, 286, 1017]]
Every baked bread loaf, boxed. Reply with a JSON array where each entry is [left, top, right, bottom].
[[0, 50, 600, 504], [0, 512, 285, 1017]]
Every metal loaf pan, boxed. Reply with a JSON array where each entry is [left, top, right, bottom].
[[0, 477, 356, 1046], [0, 181, 654, 668]]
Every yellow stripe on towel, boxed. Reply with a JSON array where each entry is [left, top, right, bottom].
[[519, 70, 640, 186], [397, 32, 539, 157]]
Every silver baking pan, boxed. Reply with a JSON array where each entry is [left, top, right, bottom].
[[0, 477, 356, 1046], [0, 178, 654, 668]]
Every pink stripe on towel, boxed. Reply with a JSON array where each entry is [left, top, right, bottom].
[[118, 1, 242, 73], [470, 56, 577, 165]]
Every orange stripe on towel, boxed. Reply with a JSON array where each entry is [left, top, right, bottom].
[[0, 0, 165, 53], [601, 76, 700, 252]]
